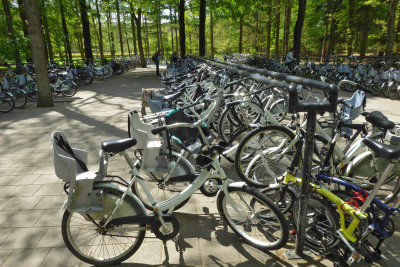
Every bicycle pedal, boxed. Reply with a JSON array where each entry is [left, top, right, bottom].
[[346, 251, 362, 265]]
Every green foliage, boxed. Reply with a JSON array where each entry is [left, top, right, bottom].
[[0, 0, 399, 63]]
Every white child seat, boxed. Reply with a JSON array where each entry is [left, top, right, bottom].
[[52, 131, 107, 213]]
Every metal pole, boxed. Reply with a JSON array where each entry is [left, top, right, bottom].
[[295, 109, 317, 255]]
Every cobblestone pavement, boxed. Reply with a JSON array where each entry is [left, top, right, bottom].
[[0, 65, 399, 267]]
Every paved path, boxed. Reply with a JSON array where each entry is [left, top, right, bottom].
[[0, 65, 399, 266]]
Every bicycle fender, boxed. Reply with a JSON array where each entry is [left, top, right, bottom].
[[94, 183, 147, 214]]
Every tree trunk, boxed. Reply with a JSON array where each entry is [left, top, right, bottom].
[[359, 6, 370, 56], [130, 3, 138, 55], [178, 0, 186, 57], [133, 9, 146, 67], [144, 15, 150, 56], [238, 16, 243, 53], [115, 0, 124, 56], [266, 5, 271, 54], [254, 11, 259, 52], [159, 9, 164, 56], [38, 1, 53, 61], [169, 6, 174, 53], [385, 0, 399, 57], [77, 32, 84, 59], [346, 0, 354, 56], [321, 17, 329, 58], [106, 9, 115, 57], [174, 7, 179, 53], [274, 2, 281, 55], [199, 0, 206, 56], [17, 0, 32, 62], [2, 0, 22, 63], [327, 17, 337, 55], [282, 1, 291, 55], [156, 14, 161, 51], [396, 4, 400, 53], [210, 7, 214, 58], [123, 17, 131, 56], [91, 16, 99, 58], [79, 0, 93, 60], [59, 0, 73, 63], [293, 0, 306, 58], [24, 0, 53, 107], [95, 0, 104, 59]]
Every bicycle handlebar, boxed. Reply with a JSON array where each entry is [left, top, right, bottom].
[[151, 91, 223, 136], [288, 83, 338, 113]]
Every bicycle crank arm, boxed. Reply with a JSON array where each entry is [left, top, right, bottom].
[[336, 230, 363, 265], [108, 214, 180, 241]]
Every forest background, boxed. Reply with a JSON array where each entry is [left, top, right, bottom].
[[1, 0, 399, 64]]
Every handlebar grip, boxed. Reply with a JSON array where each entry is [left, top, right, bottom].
[[151, 126, 167, 135]]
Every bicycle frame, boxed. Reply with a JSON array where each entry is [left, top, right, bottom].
[[102, 149, 247, 230], [317, 170, 400, 239], [280, 171, 368, 243]]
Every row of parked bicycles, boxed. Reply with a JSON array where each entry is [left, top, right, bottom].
[[0, 56, 141, 113], [227, 54, 400, 99], [52, 56, 400, 266]]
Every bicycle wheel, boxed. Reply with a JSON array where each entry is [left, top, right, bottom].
[[383, 84, 398, 99], [132, 151, 194, 211], [10, 88, 27, 108], [81, 71, 93, 86], [292, 196, 339, 249], [268, 98, 288, 122], [217, 184, 289, 251], [62, 186, 146, 266], [218, 102, 264, 143], [25, 84, 38, 101], [0, 91, 15, 113], [60, 81, 78, 97], [260, 186, 296, 214], [235, 125, 296, 187]]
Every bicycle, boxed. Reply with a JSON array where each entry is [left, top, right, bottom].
[[0, 85, 15, 113], [52, 127, 289, 266], [263, 131, 400, 265]]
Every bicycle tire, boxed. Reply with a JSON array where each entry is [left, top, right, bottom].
[[81, 71, 93, 86], [218, 102, 264, 143], [260, 186, 296, 214], [235, 125, 296, 187], [0, 91, 15, 113], [131, 151, 194, 211], [292, 196, 339, 249], [62, 185, 146, 266], [268, 98, 288, 122], [217, 184, 289, 251], [60, 81, 78, 97], [10, 88, 27, 108]]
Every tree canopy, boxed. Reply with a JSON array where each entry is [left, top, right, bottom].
[[1, 0, 399, 64]]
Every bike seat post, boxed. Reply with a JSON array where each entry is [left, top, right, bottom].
[[360, 163, 395, 213]]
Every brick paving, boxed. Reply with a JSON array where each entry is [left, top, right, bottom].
[[0, 65, 399, 266]]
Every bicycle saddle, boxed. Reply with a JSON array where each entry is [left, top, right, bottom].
[[101, 138, 137, 153], [162, 79, 175, 86], [163, 90, 184, 102], [362, 138, 400, 160], [361, 111, 395, 130]]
